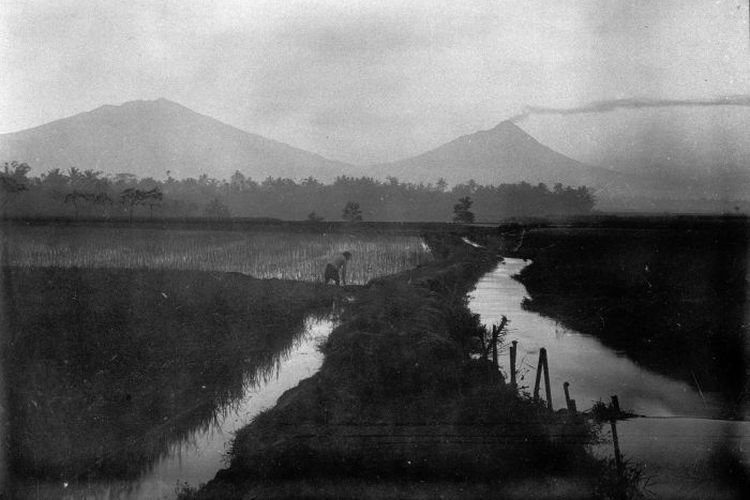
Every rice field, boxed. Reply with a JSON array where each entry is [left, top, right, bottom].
[[3, 226, 433, 285]]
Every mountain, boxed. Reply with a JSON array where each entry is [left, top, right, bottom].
[[0, 99, 352, 181], [368, 120, 746, 210], [370, 121, 645, 195], [4, 101, 736, 212]]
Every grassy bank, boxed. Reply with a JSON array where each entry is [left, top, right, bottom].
[[2, 266, 341, 483], [508, 218, 749, 418], [186, 232, 608, 499]]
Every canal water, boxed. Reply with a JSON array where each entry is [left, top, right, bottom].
[[469, 258, 749, 499], [14, 317, 334, 500]]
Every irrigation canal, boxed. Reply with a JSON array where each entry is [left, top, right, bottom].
[[14, 317, 335, 500], [13, 258, 748, 499], [469, 258, 749, 499]]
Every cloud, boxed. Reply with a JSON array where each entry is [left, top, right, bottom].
[[511, 96, 750, 122], [275, 17, 428, 63]]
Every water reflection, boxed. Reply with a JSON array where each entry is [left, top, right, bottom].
[[10, 316, 334, 500], [469, 258, 721, 417], [469, 258, 749, 496]]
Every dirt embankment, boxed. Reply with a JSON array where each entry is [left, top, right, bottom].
[[186, 231, 604, 499]]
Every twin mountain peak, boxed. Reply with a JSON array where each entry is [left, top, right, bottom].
[[0, 99, 641, 200]]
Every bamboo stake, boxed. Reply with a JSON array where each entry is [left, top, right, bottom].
[[510, 340, 517, 390], [491, 325, 498, 369], [563, 382, 576, 412], [610, 396, 624, 478], [542, 348, 552, 410], [533, 348, 544, 402]]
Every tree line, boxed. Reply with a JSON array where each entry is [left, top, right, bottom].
[[1, 162, 596, 222]]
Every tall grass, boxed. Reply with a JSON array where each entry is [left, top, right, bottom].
[[5, 266, 338, 481], [4, 226, 433, 284]]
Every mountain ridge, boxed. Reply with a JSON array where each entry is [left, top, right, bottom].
[[369, 119, 643, 198], [0, 98, 352, 181], [0, 98, 716, 210]]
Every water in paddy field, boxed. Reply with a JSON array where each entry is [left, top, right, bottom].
[[469, 258, 749, 499], [12, 317, 334, 500]]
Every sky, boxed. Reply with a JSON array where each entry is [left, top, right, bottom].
[[2, 0, 749, 168]]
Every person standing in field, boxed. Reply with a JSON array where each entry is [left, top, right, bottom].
[[324, 251, 351, 286]]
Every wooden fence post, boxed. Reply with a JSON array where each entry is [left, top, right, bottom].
[[611, 395, 621, 416], [533, 348, 552, 410], [542, 348, 552, 410], [610, 396, 623, 478], [491, 325, 498, 369], [563, 382, 577, 412], [533, 349, 544, 402], [510, 340, 517, 390]]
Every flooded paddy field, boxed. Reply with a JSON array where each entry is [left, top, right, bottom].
[[3, 224, 433, 285], [2, 217, 747, 499], [2, 265, 337, 498], [0, 222, 432, 498]]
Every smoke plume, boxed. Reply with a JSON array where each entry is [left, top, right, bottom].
[[510, 95, 750, 122]]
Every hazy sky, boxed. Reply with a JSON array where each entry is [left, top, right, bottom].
[[2, 0, 749, 166]]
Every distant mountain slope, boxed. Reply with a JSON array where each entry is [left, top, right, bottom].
[[0, 99, 352, 181], [370, 121, 649, 198], [4, 101, 733, 212]]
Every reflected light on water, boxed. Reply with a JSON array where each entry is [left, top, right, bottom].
[[469, 258, 749, 498], [13, 316, 335, 500]]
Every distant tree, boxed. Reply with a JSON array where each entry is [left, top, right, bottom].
[[120, 187, 162, 222], [113, 173, 138, 188], [67, 167, 82, 186], [453, 196, 475, 224], [120, 188, 140, 221], [144, 189, 163, 219], [230, 170, 246, 191], [64, 190, 94, 219], [0, 161, 30, 212], [63, 190, 112, 219], [81, 169, 105, 190], [302, 176, 322, 187], [307, 211, 325, 222], [92, 192, 113, 217], [204, 198, 231, 220], [342, 201, 363, 223], [0, 164, 597, 220], [40, 168, 68, 191], [1, 161, 30, 191]]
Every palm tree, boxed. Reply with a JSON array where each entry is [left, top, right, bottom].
[[1, 161, 30, 213], [342, 201, 363, 223]]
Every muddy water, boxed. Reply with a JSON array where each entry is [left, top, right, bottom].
[[469, 258, 748, 499], [14, 317, 334, 500]]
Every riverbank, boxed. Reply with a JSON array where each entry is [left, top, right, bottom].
[[186, 232, 613, 499], [471, 257, 750, 498], [507, 219, 748, 419], [2, 266, 342, 487]]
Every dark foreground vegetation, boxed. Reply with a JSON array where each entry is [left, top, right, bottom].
[[509, 215, 749, 419], [1, 266, 341, 485], [10, 217, 732, 498], [183, 232, 621, 499]]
